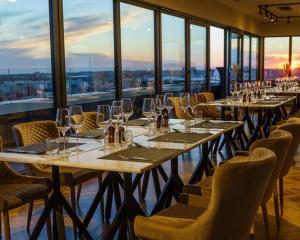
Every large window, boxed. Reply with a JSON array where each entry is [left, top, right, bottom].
[[0, 0, 53, 114], [190, 24, 206, 93], [161, 14, 185, 93], [292, 37, 300, 79], [230, 32, 242, 82], [243, 35, 250, 81], [63, 0, 115, 105], [210, 26, 224, 87], [120, 3, 155, 98], [251, 37, 259, 81], [264, 37, 289, 80]]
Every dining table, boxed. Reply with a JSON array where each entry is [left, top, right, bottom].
[[198, 95, 295, 148], [0, 118, 243, 240]]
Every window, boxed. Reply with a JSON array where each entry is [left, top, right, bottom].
[[210, 26, 224, 87], [230, 33, 242, 82], [292, 37, 300, 79], [190, 24, 206, 93], [120, 3, 155, 98], [63, 0, 115, 105], [264, 37, 289, 80], [251, 37, 259, 81], [161, 14, 185, 93], [0, 0, 53, 114], [243, 35, 250, 81]]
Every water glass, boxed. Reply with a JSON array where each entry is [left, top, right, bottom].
[[122, 98, 133, 127], [111, 105, 123, 127], [143, 98, 155, 136], [123, 130, 133, 146], [46, 138, 59, 156], [56, 108, 70, 153], [96, 105, 111, 131], [69, 105, 84, 151], [164, 93, 174, 113]]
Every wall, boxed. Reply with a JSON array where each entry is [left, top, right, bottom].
[[140, 0, 261, 35], [258, 22, 300, 36]]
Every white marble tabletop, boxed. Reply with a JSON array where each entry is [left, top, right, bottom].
[[0, 119, 242, 174]]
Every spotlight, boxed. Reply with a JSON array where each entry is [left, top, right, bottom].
[[271, 15, 274, 22]]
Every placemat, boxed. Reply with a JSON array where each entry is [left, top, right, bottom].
[[99, 147, 182, 163], [76, 129, 105, 139], [149, 132, 213, 144], [6, 142, 82, 155], [191, 120, 240, 129], [127, 119, 150, 126]]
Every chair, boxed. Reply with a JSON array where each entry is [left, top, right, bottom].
[[169, 97, 193, 120], [12, 120, 104, 234], [183, 130, 292, 240], [0, 135, 52, 240], [134, 148, 276, 240], [198, 92, 231, 120], [79, 112, 98, 133], [273, 118, 300, 216]]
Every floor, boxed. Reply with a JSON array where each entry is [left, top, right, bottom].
[[3, 147, 300, 240]]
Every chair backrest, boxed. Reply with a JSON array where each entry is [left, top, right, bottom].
[[168, 97, 193, 120], [79, 112, 98, 133], [195, 148, 275, 240], [198, 92, 220, 119], [276, 118, 300, 177], [13, 120, 59, 147], [249, 130, 291, 203]]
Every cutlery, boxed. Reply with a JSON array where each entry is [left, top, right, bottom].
[[118, 154, 146, 161]]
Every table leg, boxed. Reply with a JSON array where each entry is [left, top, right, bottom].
[[30, 166, 93, 240], [151, 157, 184, 215]]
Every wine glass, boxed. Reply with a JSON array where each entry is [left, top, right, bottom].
[[122, 98, 133, 128], [55, 108, 70, 153], [230, 82, 237, 97], [69, 105, 84, 152], [111, 105, 123, 128], [179, 93, 190, 114], [112, 100, 122, 107], [143, 98, 155, 136], [164, 93, 174, 113], [96, 105, 111, 131]]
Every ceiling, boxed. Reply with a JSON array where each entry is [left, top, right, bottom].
[[217, 0, 300, 22]]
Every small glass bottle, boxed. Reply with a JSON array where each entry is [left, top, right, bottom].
[[108, 124, 115, 144]]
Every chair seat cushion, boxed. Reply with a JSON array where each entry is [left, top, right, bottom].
[[0, 183, 50, 211]]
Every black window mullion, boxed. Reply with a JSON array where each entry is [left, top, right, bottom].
[[206, 26, 210, 91], [49, 0, 67, 108], [113, 0, 122, 100], [249, 37, 252, 81], [185, 18, 191, 93], [154, 9, 162, 95], [289, 36, 292, 77]]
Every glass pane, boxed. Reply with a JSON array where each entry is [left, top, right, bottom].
[[190, 24, 206, 93], [121, 3, 154, 98], [230, 33, 241, 82], [264, 37, 289, 80], [0, 0, 53, 114], [63, 0, 115, 105], [210, 26, 224, 87], [243, 35, 250, 81], [251, 37, 258, 81], [292, 37, 300, 79], [162, 14, 185, 94]]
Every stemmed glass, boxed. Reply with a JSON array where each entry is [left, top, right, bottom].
[[69, 105, 84, 152], [122, 98, 133, 128], [230, 82, 237, 97], [164, 93, 174, 113], [179, 93, 191, 114], [155, 95, 164, 114], [112, 100, 122, 107], [143, 98, 155, 136], [111, 105, 123, 128], [96, 105, 111, 131], [55, 108, 70, 153]]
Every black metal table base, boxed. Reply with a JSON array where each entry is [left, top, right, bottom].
[[29, 165, 93, 240]]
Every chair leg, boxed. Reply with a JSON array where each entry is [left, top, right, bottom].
[[44, 198, 52, 240], [279, 177, 284, 216], [70, 186, 77, 240], [98, 176, 105, 222], [3, 211, 11, 240], [261, 204, 270, 240], [274, 193, 281, 230], [76, 184, 82, 206], [26, 202, 33, 233]]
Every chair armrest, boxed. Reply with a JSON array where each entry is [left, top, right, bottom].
[[0, 162, 52, 188], [179, 193, 210, 208]]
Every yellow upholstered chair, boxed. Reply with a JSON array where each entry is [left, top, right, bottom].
[[134, 148, 276, 240], [169, 97, 193, 120], [79, 112, 98, 133], [273, 118, 300, 215], [183, 129, 291, 240], [12, 120, 104, 234], [0, 135, 52, 239]]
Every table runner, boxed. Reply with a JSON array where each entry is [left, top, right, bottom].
[[149, 132, 213, 144]]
